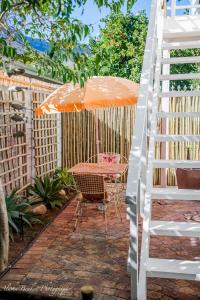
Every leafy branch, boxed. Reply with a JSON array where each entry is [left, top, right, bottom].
[[0, 0, 137, 84]]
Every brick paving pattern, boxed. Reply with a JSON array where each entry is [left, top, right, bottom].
[[0, 192, 200, 299]]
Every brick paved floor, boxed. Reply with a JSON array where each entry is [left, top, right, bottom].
[[0, 192, 200, 299]]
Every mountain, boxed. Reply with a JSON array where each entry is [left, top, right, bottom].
[[26, 37, 89, 54], [26, 37, 50, 52]]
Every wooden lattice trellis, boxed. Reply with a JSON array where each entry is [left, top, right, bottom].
[[32, 91, 60, 177], [0, 72, 61, 195], [0, 87, 28, 193]]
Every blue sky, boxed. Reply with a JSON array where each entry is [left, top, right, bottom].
[[73, 0, 151, 38], [73, 0, 192, 39]]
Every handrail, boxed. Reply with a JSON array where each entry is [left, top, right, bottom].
[[126, 0, 160, 206], [125, 0, 162, 299]]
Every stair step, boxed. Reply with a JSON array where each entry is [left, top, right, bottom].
[[157, 112, 200, 118], [152, 188, 200, 200], [174, 4, 200, 10], [163, 40, 200, 50], [160, 73, 200, 81], [159, 91, 200, 98], [155, 135, 200, 142], [163, 15, 200, 39], [153, 160, 200, 168], [147, 258, 200, 281], [161, 56, 200, 65], [150, 221, 200, 237]]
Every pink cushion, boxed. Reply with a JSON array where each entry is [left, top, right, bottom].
[[98, 153, 120, 164]]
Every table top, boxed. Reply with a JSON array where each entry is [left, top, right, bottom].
[[69, 162, 127, 175]]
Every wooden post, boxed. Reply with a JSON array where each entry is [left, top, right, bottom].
[[0, 177, 9, 272], [57, 113, 62, 168], [93, 110, 100, 158], [25, 88, 34, 183]]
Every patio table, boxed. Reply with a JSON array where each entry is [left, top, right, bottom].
[[69, 162, 127, 176]]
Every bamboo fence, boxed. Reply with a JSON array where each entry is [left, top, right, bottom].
[[62, 106, 135, 168], [0, 71, 59, 194], [63, 96, 200, 186]]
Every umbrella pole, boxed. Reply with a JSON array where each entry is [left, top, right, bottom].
[[93, 110, 100, 159]]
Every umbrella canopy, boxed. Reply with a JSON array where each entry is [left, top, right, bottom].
[[35, 76, 139, 116]]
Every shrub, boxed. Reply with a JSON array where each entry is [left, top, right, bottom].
[[53, 168, 75, 190], [5, 190, 40, 240], [29, 175, 65, 209]]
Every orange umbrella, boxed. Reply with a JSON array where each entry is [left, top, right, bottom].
[[35, 76, 138, 115], [35, 76, 139, 155]]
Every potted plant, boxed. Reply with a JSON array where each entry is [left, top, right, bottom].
[[176, 146, 200, 189]]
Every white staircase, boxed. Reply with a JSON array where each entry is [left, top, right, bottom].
[[126, 1, 200, 299]]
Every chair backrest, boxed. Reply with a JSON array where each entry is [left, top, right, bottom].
[[86, 152, 128, 164], [73, 173, 105, 195], [98, 153, 121, 164]]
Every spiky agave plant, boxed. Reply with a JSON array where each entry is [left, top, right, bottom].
[[29, 175, 65, 209], [5, 190, 40, 240]]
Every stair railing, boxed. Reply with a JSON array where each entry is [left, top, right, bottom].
[[125, 0, 164, 299]]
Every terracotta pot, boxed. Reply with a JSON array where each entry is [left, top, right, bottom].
[[176, 168, 200, 189]]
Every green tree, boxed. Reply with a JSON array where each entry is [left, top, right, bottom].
[[87, 12, 148, 83], [171, 49, 200, 90], [0, 0, 137, 85]]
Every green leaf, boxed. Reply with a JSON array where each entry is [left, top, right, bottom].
[[1, 0, 7, 13], [62, 72, 67, 82], [95, 54, 101, 67], [8, 216, 19, 234], [96, 0, 103, 8], [0, 37, 7, 46], [80, 77, 84, 88], [84, 25, 90, 38], [127, 0, 136, 12], [48, 43, 56, 59], [8, 47, 16, 58]]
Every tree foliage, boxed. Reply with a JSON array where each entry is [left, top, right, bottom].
[[0, 0, 137, 85], [86, 12, 148, 83], [171, 49, 200, 89]]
